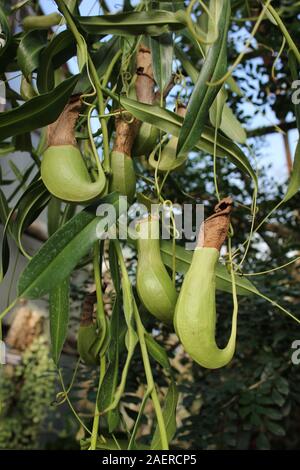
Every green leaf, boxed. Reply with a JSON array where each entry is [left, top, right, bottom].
[[284, 129, 300, 202], [226, 75, 243, 97], [98, 242, 126, 432], [98, 319, 122, 432], [0, 74, 80, 142], [47, 197, 62, 237], [259, 407, 282, 421], [151, 380, 178, 450], [17, 30, 47, 79], [150, 33, 173, 93], [78, 10, 186, 37], [176, 44, 245, 142], [77, 37, 120, 94], [265, 420, 286, 437], [12, 179, 50, 259], [284, 53, 300, 202], [174, 42, 198, 80], [6, 163, 35, 203], [9, 160, 23, 182], [275, 377, 289, 396], [0, 188, 10, 280], [256, 433, 270, 450], [80, 437, 147, 451], [1, 176, 41, 281], [289, 51, 300, 129], [0, 187, 9, 226], [210, 86, 227, 129], [160, 240, 259, 296], [14, 131, 33, 152], [76, 34, 88, 72], [121, 96, 256, 182], [50, 277, 70, 365], [0, 143, 15, 157], [18, 193, 125, 298], [123, 0, 134, 11], [145, 333, 171, 370], [239, 406, 252, 419], [0, 3, 11, 58], [210, 88, 247, 144], [177, 0, 231, 156], [219, 102, 247, 144], [121, 95, 183, 136], [128, 393, 151, 450], [37, 30, 76, 93], [103, 246, 138, 415], [250, 411, 262, 426], [271, 389, 285, 407], [0, 38, 18, 75]]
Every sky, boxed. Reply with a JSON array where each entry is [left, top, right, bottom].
[[40, 0, 299, 184]]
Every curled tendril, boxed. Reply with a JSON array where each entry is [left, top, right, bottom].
[[122, 70, 132, 82], [120, 109, 135, 124], [186, 0, 218, 45], [53, 391, 68, 406], [174, 71, 183, 85]]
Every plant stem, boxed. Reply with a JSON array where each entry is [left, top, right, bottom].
[[133, 305, 169, 450], [58, 369, 92, 435], [257, 292, 300, 325], [87, 57, 111, 172], [0, 298, 18, 323], [90, 242, 107, 450], [113, 240, 169, 449], [102, 50, 122, 88], [93, 242, 107, 339], [265, 3, 300, 64], [90, 356, 106, 450], [242, 256, 300, 277]]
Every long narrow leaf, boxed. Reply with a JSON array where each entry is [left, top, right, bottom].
[[284, 141, 300, 202], [160, 240, 259, 297], [151, 380, 178, 450], [0, 75, 80, 141], [0, 188, 10, 280], [78, 10, 186, 37], [50, 277, 70, 365], [37, 30, 76, 93], [12, 180, 50, 259], [177, 0, 231, 156], [17, 30, 47, 79], [284, 53, 300, 202], [0, 3, 11, 58], [150, 33, 173, 93], [1, 176, 41, 281], [121, 96, 256, 183], [98, 242, 126, 432], [18, 193, 126, 298]]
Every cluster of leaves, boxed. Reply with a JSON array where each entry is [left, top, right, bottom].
[[0, 336, 56, 450]]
